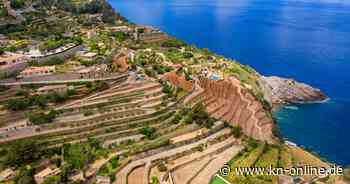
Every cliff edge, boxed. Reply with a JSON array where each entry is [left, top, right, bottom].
[[260, 76, 327, 105]]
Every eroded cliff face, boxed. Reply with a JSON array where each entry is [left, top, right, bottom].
[[260, 76, 328, 105], [199, 77, 275, 143]]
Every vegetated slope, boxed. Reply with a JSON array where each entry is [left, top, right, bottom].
[[222, 141, 334, 184]]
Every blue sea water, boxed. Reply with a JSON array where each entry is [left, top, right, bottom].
[[108, 0, 350, 166]]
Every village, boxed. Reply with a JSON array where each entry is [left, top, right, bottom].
[[0, 1, 348, 184]]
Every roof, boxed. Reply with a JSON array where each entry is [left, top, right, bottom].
[[21, 66, 56, 73], [81, 52, 98, 58], [96, 176, 111, 183], [77, 66, 98, 74], [37, 85, 67, 92], [0, 168, 15, 179], [0, 53, 27, 63]]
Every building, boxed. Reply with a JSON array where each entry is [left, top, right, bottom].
[[36, 85, 68, 95], [68, 171, 84, 183], [96, 176, 111, 184], [0, 53, 29, 69], [138, 32, 169, 43], [133, 25, 168, 42], [0, 168, 16, 182], [34, 167, 61, 184], [0, 121, 28, 135], [18, 66, 56, 78], [79, 52, 98, 61], [209, 73, 221, 81], [77, 65, 107, 79], [107, 26, 133, 33]]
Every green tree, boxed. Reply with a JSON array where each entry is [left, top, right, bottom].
[[5, 98, 31, 111], [42, 176, 61, 184], [161, 83, 173, 94], [88, 137, 101, 149], [151, 176, 159, 184], [172, 113, 182, 124], [232, 126, 243, 138], [64, 144, 93, 170], [183, 114, 193, 124], [6, 140, 40, 167], [115, 32, 126, 42], [139, 126, 156, 139], [28, 110, 57, 125], [10, 0, 25, 9]]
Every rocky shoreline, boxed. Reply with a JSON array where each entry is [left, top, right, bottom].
[[260, 76, 328, 106]]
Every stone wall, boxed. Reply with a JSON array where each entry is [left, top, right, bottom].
[[199, 78, 274, 143]]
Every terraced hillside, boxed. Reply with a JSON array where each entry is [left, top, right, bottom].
[[199, 77, 275, 143], [0, 78, 177, 148], [116, 123, 243, 184]]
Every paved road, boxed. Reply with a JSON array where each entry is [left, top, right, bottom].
[[0, 74, 129, 86]]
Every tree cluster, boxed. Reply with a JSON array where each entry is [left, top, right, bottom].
[[10, 0, 25, 9], [5, 139, 40, 167], [139, 126, 157, 139], [6, 91, 73, 111], [28, 110, 57, 125]]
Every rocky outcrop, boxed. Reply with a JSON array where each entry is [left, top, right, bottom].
[[199, 77, 274, 143], [260, 76, 327, 105]]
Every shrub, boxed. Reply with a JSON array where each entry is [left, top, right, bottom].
[[161, 83, 173, 94], [232, 126, 242, 138], [157, 162, 167, 172], [151, 176, 159, 184], [183, 114, 193, 124], [114, 31, 126, 42], [183, 52, 193, 58], [139, 126, 156, 139], [145, 68, 156, 78], [110, 156, 119, 169], [172, 113, 182, 124]]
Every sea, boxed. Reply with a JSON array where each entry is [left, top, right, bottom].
[[108, 0, 350, 166]]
